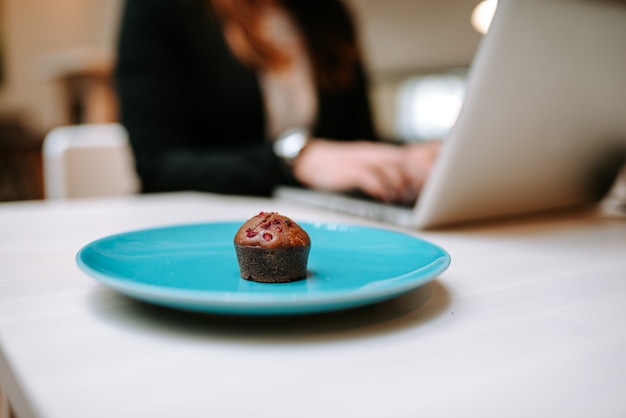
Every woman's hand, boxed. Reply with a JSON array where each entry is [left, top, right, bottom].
[[401, 140, 441, 196], [292, 139, 441, 205]]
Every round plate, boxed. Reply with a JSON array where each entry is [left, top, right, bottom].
[[76, 221, 450, 316]]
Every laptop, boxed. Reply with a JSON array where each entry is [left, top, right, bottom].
[[275, 0, 626, 229]]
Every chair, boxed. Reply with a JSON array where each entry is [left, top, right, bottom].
[[42, 123, 140, 199]]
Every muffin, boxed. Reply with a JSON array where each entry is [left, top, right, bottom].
[[234, 212, 311, 283]]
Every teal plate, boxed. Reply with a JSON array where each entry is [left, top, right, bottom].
[[76, 221, 450, 316]]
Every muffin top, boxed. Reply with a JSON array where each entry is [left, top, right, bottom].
[[234, 212, 310, 249]]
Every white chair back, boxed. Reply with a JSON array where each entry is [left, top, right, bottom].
[[42, 123, 140, 199]]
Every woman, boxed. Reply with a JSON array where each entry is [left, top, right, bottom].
[[114, 0, 438, 204]]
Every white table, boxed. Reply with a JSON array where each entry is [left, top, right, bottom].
[[1, 192, 625, 418]]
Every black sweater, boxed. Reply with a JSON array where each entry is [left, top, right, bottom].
[[114, 0, 378, 196]]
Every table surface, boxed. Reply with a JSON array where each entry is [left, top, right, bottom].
[[1, 192, 625, 418]]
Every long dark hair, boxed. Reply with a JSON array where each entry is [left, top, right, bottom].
[[210, 0, 361, 91]]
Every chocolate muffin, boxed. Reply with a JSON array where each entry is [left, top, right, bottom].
[[234, 212, 311, 283]]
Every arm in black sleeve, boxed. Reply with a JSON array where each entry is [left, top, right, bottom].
[[114, 0, 297, 196]]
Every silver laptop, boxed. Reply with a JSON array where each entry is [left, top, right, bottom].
[[275, 0, 626, 229]]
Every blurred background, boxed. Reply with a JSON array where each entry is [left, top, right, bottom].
[[0, 0, 491, 201]]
